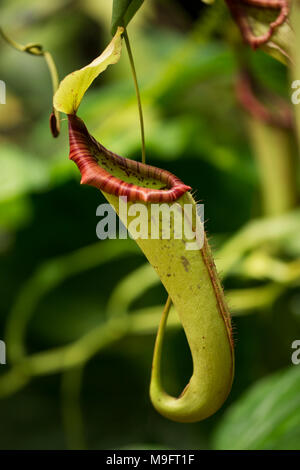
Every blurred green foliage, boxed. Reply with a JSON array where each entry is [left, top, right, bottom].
[[0, 0, 299, 450], [213, 366, 300, 450]]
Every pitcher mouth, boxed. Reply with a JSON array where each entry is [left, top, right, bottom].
[[68, 114, 191, 203]]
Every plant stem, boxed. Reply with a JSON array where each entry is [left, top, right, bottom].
[[43, 51, 60, 95], [246, 116, 297, 216], [123, 28, 146, 164], [0, 27, 60, 133], [61, 366, 86, 450], [0, 27, 25, 52], [290, 0, 300, 150], [123, 29, 173, 325], [151, 295, 172, 385]]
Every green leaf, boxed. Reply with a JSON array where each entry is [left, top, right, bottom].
[[213, 366, 300, 450], [53, 27, 123, 115], [0, 143, 48, 201], [111, 0, 144, 35]]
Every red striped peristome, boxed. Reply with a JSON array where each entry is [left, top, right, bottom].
[[225, 0, 289, 49], [68, 114, 191, 203]]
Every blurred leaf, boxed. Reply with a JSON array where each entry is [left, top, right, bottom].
[[0, 0, 70, 28], [6, 239, 139, 361], [218, 209, 300, 275], [213, 366, 300, 450], [0, 93, 24, 130], [111, 0, 144, 35], [106, 263, 158, 316], [0, 196, 32, 230], [0, 143, 48, 201]]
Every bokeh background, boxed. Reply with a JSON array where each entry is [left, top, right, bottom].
[[0, 0, 300, 450]]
